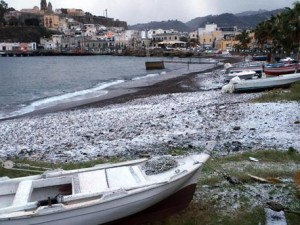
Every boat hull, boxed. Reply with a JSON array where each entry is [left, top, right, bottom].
[[224, 70, 256, 82], [0, 171, 199, 225], [145, 61, 165, 70], [233, 73, 300, 92], [103, 183, 197, 225], [264, 64, 299, 76]]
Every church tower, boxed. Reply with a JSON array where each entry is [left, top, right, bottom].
[[47, 2, 53, 13], [40, 0, 47, 11]]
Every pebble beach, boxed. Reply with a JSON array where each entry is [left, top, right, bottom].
[[1, 57, 299, 163]]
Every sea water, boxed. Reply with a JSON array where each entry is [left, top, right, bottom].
[[0, 55, 213, 119]]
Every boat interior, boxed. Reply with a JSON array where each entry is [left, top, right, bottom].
[[0, 164, 160, 214], [0, 154, 206, 215]]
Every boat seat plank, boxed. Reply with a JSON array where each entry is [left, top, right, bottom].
[[77, 170, 108, 194], [12, 180, 33, 206], [72, 174, 81, 194], [106, 166, 146, 189]]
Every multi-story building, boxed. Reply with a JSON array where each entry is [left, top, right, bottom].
[[198, 24, 222, 49], [197, 23, 242, 51], [44, 14, 59, 29]]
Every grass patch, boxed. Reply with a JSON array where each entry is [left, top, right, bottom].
[[1, 150, 299, 224], [167, 148, 192, 156], [253, 81, 300, 102], [200, 149, 300, 185], [213, 149, 300, 164], [148, 203, 265, 225]]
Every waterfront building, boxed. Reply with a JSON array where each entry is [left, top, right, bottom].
[[19, 42, 37, 51], [114, 32, 128, 49], [197, 23, 242, 51], [152, 33, 180, 43], [151, 32, 187, 49], [198, 24, 222, 49], [0, 42, 37, 52], [40, 37, 56, 50], [217, 35, 239, 52], [0, 43, 18, 51]]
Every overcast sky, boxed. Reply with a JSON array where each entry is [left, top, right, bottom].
[[4, 0, 298, 25]]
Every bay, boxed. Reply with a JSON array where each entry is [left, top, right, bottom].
[[0, 55, 213, 119]]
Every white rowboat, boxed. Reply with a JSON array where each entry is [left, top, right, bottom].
[[0, 153, 210, 225]]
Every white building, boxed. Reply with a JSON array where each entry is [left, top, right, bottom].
[[0, 42, 37, 51], [40, 38, 56, 50], [83, 24, 97, 37], [198, 23, 218, 36], [189, 31, 198, 40]]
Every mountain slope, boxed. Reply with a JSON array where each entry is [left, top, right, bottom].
[[129, 8, 286, 32], [129, 20, 191, 32]]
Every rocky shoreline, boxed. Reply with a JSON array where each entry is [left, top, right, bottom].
[[0, 56, 299, 163]]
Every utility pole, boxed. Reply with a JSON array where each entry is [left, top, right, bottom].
[[146, 29, 150, 57]]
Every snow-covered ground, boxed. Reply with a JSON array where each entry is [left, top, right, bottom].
[[0, 70, 299, 163]]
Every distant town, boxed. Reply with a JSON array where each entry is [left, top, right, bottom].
[[0, 0, 299, 57]]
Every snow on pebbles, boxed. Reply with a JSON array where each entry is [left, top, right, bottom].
[[0, 72, 300, 163]]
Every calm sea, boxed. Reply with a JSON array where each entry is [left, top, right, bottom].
[[0, 55, 212, 119]]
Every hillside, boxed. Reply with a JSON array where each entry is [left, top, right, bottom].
[[129, 8, 286, 32], [0, 26, 59, 43], [129, 20, 191, 32]]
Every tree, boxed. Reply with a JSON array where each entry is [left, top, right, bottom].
[[0, 0, 8, 26], [254, 2, 300, 57], [236, 31, 251, 52], [25, 18, 40, 26]]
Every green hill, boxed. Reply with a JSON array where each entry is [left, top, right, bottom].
[[0, 26, 59, 43]]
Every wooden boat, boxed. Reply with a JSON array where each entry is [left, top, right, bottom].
[[264, 62, 299, 76], [0, 153, 210, 225], [224, 70, 256, 82], [145, 61, 165, 70], [222, 73, 300, 93]]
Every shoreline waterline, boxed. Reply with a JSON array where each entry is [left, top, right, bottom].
[[0, 58, 225, 121]]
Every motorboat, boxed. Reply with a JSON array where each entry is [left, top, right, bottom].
[[224, 70, 256, 82], [222, 73, 300, 93]]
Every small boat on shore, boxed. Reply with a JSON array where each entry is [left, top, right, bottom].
[[0, 153, 210, 225], [264, 62, 299, 76], [145, 61, 165, 70], [252, 55, 267, 61], [225, 61, 264, 75], [224, 70, 256, 82], [222, 73, 300, 93]]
